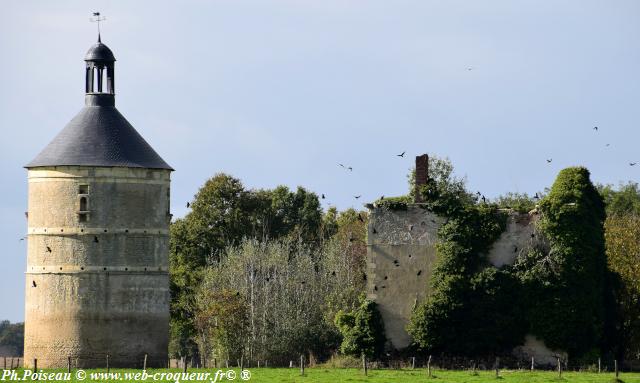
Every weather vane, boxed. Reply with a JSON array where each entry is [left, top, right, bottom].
[[89, 12, 106, 37]]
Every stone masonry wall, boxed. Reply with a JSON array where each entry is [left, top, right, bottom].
[[24, 166, 171, 368], [366, 204, 542, 350]]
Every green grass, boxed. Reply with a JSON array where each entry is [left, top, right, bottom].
[[5, 368, 640, 383]]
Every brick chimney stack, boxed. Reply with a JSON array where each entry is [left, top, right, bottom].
[[414, 154, 429, 203]]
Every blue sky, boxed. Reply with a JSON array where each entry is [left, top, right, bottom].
[[1, 1, 639, 322]]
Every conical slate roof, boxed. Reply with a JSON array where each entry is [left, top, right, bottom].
[[26, 103, 173, 170]]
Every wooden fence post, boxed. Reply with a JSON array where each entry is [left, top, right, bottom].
[[427, 355, 432, 378], [300, 355, 305, 376], [213, 358, 217, 369], [106, 354, 110, 373], [143, 354, 147, 371], [531, 356, 534, 371], [183, 357, 188, 373], [598, 357, 601, 373], [257, 361, 260, 368], [495, 357, 500, 378], [362, 354, 367, 376], [33, 359, 37, 373], [10, 358, 13, 370], [67, 357, 71, 373], [3, 357, 6, 370], [289, 360, 293, 368], [411, 356, 415, 369], [615, 359, 619, 378], [240, 356, 244, 371], [557, 356, 562, 378]]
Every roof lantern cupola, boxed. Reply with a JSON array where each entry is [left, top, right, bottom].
[[84, 34, 116, 106]]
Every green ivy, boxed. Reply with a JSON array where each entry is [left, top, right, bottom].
[[514, 167, 607, 358], [408, 164, 610, 359], [407, 174, 524, 356]]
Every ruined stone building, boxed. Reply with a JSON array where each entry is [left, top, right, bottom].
[[366, 155, 562, 364], [23, 36, 173, 368]]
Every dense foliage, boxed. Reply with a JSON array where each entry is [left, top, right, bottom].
[[605, 214, 640, 359], [515, 167, 608, 358], [598, 182, 640, 217], [0, 321, 23, 356], [170, 173, 325, 358], [335, 297, 386, 359], [171, 160, 638, 364], [408, 162, 613, 360], [170, 171, 371, 364], [407, 163, 521, 356]]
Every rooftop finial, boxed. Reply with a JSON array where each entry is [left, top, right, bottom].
[[90, 12, 106, 42]]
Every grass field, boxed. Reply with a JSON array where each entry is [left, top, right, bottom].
[[4, 368, 640, 383]]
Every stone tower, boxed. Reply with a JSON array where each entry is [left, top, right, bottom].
[[23, 36, 173, 368]]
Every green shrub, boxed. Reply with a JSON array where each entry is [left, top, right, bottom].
[[335, 296, 386, 359]]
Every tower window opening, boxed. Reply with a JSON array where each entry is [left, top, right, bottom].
[[80, 197, 88, 211], [79, 184, 89, 194], [103, 66, 109, 93], [93, 67, 100, 92]]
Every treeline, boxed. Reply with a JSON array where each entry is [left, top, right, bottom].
[[169, 174, 373, 364], [0, 321, 23, 356], [168, 162, 640, 364]]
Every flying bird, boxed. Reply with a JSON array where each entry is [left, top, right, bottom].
[[397, 151, 406, 157], [354, 195, 361, 199], [32, 281, 37, 287], [46, 246, 52, 253], [321, 194, 325, 199], [606, 143, 610, 147], [593, 126, 598, 131], [372, 227, 377, 234], [358, 214, 365, 223], [630, 162, 637, 166], [347, 167, 353, 171], [338, 163, 345, 168], [186, 202, 190, 208], [93, 12, 100, 16], [94, 236, 99, 243], [534, 193, 540, 200], [380, 195, 385, 200], [546, 159, 553, 163]]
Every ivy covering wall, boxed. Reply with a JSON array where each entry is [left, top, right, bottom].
[[407, 165, 610, 359]]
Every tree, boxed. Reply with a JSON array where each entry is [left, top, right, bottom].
[[194, 289, 249, 363], [196, 238, 345, 365], [605, 214, 640, 359], [169, 173, 323, 358], [598, 182, 640, 216], [0, 321, 24, 356], [335, 297, 386, 359]]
